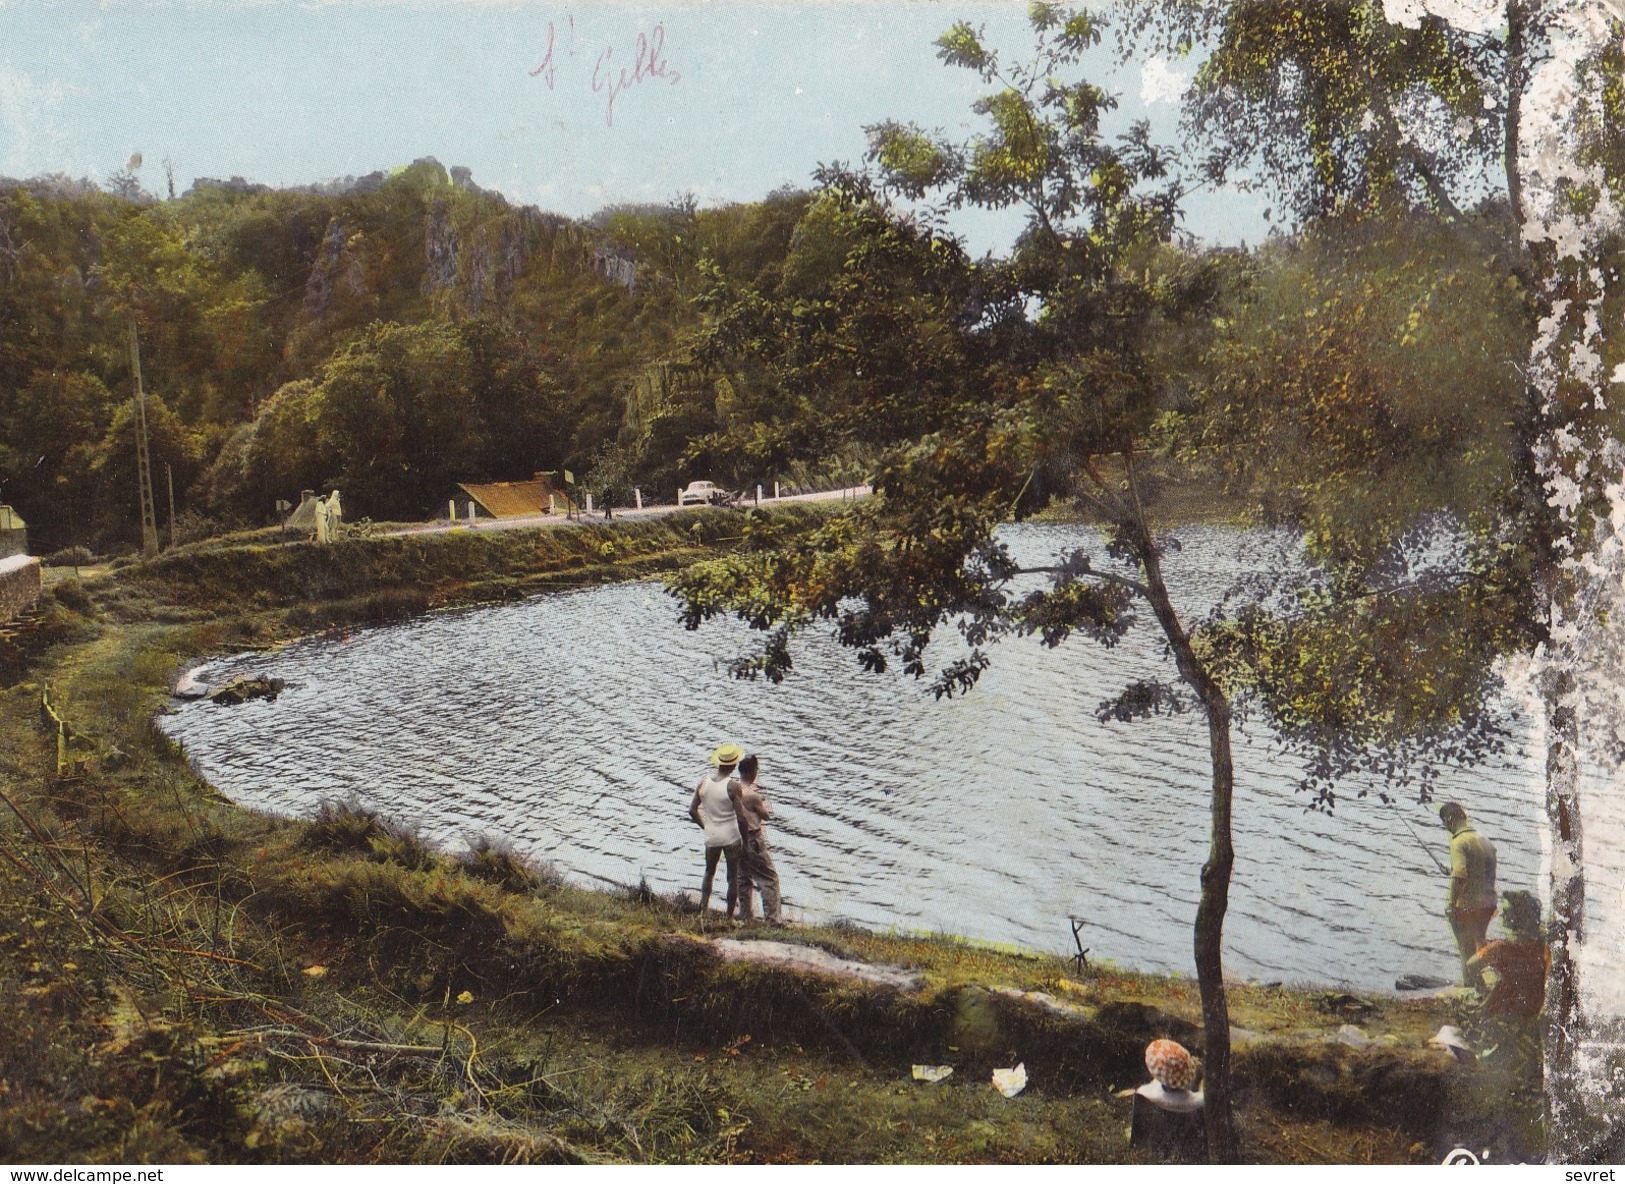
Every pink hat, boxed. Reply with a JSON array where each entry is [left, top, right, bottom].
[[1145, 1039, 1198, 1091]]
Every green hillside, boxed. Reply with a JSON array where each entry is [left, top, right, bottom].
[[0, 161, 819, 553]]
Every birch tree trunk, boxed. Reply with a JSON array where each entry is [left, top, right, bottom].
[[1501, 2, 1594, 1145]]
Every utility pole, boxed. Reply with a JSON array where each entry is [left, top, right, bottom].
[[129, 324, 159, 557], [166, 463, 177, 549]]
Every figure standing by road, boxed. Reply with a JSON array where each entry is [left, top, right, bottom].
[[734, 753, 782, 924], [689, 743, 748, 924], [1439, 801, 1497, 992]]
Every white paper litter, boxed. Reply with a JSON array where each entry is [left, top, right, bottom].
[[991, 1062, 1027, 1098], [1429, 1025, 1476, 1065]]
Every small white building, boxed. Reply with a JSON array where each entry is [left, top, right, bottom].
[[0, 504, 26, 560]]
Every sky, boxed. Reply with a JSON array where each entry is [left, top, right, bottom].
[[0, 1, 1271, 255]]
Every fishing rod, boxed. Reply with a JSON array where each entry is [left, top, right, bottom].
[[1386, 796, 1448, 875]]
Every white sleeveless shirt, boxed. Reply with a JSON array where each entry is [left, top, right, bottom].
[[698, 774, 741, 848]]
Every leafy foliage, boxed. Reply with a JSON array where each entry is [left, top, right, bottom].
[[0, 166, 830, 550], [1118, 0, 1508, 225], [1189, 212, 1530, 560]]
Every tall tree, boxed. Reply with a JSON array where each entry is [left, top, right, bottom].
[[686, 179, 982, 487], [308, 320, 484, 520], [673, 6, 1269, 1160], [1120, 1, 1511, 226]]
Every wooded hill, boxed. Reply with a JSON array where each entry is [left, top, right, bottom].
[[0, 159, 815, 553], [0, 153, 1548, 569]]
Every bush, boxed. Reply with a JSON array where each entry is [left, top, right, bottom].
[[52, 579, 94, 614], [458, 837, 563, 895], [301, 799, 438, 870], [171, 509, 221, 547], [42, 546, 95, 568]]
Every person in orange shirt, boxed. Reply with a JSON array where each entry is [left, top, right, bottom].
[[1468, 889, 1549, 1019], [1466, 889, 1548, 1078]]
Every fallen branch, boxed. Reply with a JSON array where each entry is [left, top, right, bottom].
[[148, 941, 266, 972], [233, 1027, 447, 1057]]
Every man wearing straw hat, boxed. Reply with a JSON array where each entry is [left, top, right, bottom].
[[689, 743, 748, 923]]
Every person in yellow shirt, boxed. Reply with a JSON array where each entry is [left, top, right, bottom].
[[1439, 801, 1497, 992]]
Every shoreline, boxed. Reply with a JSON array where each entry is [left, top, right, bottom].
[[130, 521, 1509, 1004], [149, 547, 1500, 1002]]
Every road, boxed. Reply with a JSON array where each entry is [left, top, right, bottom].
[[385, 484, 873, 538]]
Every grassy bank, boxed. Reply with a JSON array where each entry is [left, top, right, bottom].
[[0, 509, 1535, 1164]]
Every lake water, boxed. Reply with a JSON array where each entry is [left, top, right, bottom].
[[160, 522, 1624, 994]]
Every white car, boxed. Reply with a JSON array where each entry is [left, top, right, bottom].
[[679, 480, 719, 506]]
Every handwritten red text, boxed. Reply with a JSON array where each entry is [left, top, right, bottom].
[[528, 18, 681, 127], [591, 24, 681, 127]]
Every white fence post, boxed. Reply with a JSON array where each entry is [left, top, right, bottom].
[[468, 502, 476, 524], [549, 494, 558, 515], [634, 487, 643, 510], [448, 499, 456, 521], [585, 492, 593, 514], [774, 481, 780, 500], [756, 484, 762, 506]]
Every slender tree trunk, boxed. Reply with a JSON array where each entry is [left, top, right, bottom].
[[1506, 0, 1591, 1108], [1516, 236, 1592, 1154], [1137, 525, 1239, 1164], [1518, 378, 1591, 1156], [1193, 686, 1238, 1163], [1505, 0, 1528, 228]]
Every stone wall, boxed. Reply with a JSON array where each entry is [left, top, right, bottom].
[[0, 555, 41, 621]]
